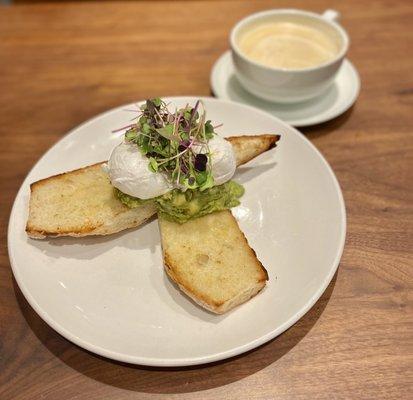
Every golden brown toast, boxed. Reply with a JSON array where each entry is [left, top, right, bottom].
[[158, 210, 268, 314], [26, 163, 157, 239], [26, 134, 280, 238], [226, 134, 279, 166]]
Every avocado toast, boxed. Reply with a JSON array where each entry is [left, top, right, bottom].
[[26, 98, 280, 314], [26, 134, 278, 238]]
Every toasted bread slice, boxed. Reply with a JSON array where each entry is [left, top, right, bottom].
[[226, 134, 279, 166], [26, 134, 280, 238], [158, 210, 268, 314], [26, 163, 157, 239]]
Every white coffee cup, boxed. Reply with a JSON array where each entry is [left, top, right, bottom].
[[230, 9, 349, 103]]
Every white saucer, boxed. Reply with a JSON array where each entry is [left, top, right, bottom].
[[211, 51, 360, 127]]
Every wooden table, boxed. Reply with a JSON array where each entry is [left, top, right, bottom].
[[1, 1, 412, 399]]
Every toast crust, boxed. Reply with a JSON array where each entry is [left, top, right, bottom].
[[227, 134, 280, 166], [28, 162, 105, 190]]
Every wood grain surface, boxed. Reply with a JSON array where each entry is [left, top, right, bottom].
[[0, 1, 412, 399]]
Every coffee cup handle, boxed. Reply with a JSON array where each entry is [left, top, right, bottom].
[[322, 9, 340, 22]]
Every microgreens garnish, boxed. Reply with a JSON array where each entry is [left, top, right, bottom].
[[121, 98, 217, 191]]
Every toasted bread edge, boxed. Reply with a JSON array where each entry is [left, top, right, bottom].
[[228, 134, 280, 167]]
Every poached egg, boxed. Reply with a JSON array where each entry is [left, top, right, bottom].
[[107, 136, 236, 199]]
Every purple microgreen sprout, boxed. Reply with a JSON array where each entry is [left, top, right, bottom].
[[194, 154, 207, 171], [112, 123, 137, 133]]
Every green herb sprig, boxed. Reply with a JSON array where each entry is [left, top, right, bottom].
[[120, 98, 217, 191]]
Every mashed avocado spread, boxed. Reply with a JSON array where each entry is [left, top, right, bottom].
[[115, 181, 244, 223]]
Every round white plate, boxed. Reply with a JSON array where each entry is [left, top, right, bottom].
[[8, 97, 346, 367], [211, 51, 360, 127]]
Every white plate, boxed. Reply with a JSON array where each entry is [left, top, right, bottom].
[[8, 97, 346, 367], [211, 51, 360, 127]]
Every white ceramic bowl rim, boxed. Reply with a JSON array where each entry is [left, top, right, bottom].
[[230, 8, 350, 73]]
